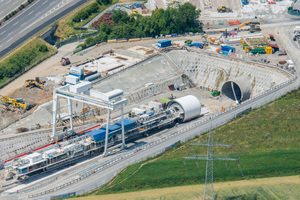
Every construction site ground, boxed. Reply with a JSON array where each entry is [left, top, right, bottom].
[[0, 25, 289, 137]]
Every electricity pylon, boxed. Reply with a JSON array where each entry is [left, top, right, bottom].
[[183, 130, 238, 200]]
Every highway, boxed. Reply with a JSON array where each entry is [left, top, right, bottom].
[[0, 0, 26, 21], [1, 22, 300, 199], [0, 0, 89, 59]]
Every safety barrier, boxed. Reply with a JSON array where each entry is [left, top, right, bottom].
[[27, 74, 298, 199]]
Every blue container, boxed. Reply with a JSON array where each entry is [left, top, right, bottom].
[[148, 112, 154, 117], [115, 118, 136, 130], [134, 2, 141, 8], [218, 23, 224, 25], [221, 46, 235, 53], [158, 39, 172, 48]]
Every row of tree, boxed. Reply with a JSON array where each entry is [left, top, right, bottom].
[[79, 2, 201, 49], [0, 44, 48, 81], [72, 0, 113, 23]]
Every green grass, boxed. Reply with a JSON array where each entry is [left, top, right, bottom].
[[54, 0, 118, 39], [92, 88, 300, 195], [96, 150, 300, 195], [0, 38, 57, 88]]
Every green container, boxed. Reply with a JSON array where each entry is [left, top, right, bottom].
[[251, 47, 266, 54], [211, 91, 220, 96], [160, 98, 171, 103]]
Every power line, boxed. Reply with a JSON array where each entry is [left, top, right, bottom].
[[183, 130, 238, 200]]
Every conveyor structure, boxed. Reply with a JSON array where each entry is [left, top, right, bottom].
[[3, 92, 201, 181]]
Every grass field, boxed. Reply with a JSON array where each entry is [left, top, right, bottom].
[[74, 176, 300, 200], [89, 88, 300, 195], [0, 38, 57, 88]]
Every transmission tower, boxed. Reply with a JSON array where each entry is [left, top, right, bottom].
[[183, 130, 238, 200]]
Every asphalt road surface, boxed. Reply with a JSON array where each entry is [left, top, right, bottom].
[[0, 0, 26, 20], [0, 0, 89, 59]]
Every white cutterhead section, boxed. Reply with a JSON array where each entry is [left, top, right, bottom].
[[168, 95, 201, 122]]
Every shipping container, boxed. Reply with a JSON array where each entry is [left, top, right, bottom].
[[134, 2, 141, 8], [221, 45, 236, 53], [157, 39, 172, 48]]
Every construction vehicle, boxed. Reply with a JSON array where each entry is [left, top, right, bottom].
[[188, 42, 208, 49], [25, 77, 46, 91], [217, 5, 232, 13], [61, 57, 71, 66], [0, 96, 33, 111], [277, 49, 287, 56], [201, 34, 221, 45], [184, 40, 192, 46], [293, 26, 300, 41], [249, 25, 261, 33]]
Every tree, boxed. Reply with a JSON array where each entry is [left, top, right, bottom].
[[96, 0, 112, 5], [112, 10, 129, 24]]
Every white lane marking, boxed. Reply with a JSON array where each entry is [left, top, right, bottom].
[[14, 21, 19, 26], [7, 38, 13, 43], [36, 11, 41, 16], [0, 30, 6, 35], [42, 1, 47, 5], [28, 11, 34, 15]]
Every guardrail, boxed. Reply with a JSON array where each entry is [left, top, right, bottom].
[[25, 74, 299, 199]]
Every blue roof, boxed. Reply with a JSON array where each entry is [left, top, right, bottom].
[[158, 39, 171, 44], [115, 118, 135, 126], [86, 129, 106, 142], [100, 124, 121, 133]]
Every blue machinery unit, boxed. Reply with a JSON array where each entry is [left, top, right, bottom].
[[4, 94, 201, 180]]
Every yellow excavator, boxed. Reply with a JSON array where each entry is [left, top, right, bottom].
[[25, 77, 46, 90], [0, 96, 33, 111], [217, 5, 233, 13], [238, 21, 261, 33], [201, 34, 222, 45]]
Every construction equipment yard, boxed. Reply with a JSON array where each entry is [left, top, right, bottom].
[[0, 0, 299, 198]]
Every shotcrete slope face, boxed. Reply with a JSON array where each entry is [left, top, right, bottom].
[[166, 50, 290, 100], [93, 54, 182, 94]]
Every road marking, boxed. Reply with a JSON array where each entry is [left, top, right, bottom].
[[42, 1, 47, 5], [28, 11, 34, 15], [36, 11, 41, 16], [0, 30, 6, 35], [7, 38, 13, 43], [14, 21, 19, 26]]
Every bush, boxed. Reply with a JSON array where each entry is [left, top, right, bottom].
[[36, 44, 48, 52], [0, 39, 56, 87], [96, 0, 112, 5], [72, 3, 100, 23]]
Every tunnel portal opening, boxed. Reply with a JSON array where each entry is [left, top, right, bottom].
[[221, 81, 242, 102]]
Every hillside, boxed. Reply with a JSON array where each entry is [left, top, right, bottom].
[[74, 88, 300, 198]]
